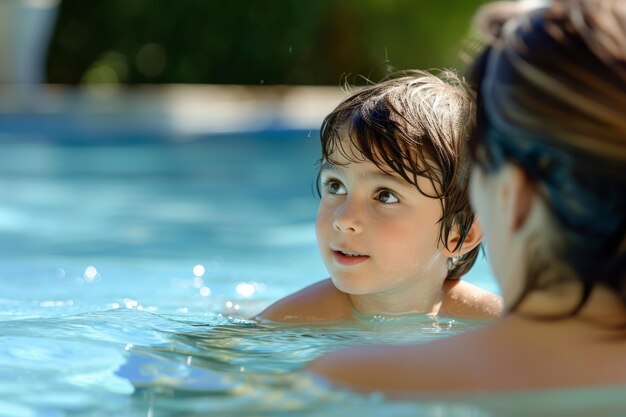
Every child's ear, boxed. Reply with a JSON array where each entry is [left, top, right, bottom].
[[440, 219, 483, 257]]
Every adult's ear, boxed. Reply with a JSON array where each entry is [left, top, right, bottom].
[[502, 163, 534, 232], [440, 218, 483, 257]]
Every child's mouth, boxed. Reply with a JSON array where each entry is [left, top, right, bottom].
[[332, 249, 369, 265]]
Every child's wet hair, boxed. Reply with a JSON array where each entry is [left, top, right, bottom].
[[318, 70, 478, 280], [467, 0, 626, 314]]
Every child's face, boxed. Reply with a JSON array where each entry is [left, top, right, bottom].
[[315, 139, 449, 297]]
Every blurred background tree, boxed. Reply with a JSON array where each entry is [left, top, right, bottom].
[[45, 0, 489, 86]]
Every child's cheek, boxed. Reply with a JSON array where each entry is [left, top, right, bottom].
[[315, 203, 332, 244]]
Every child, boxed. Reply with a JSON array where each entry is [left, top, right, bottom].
[[307, 0, 626, 395], [256, 70, 502, 323]]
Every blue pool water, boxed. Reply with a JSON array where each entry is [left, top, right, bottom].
[[3, 129, 620, 416], [0, 133, 333, 320]]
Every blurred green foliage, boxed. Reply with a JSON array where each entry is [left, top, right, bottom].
[[46, 0, 489, 85]]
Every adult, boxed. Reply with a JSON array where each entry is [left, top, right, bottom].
[[307, 0, 626, 396]]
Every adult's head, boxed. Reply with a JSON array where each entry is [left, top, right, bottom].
[[467, 0, 626, 314]]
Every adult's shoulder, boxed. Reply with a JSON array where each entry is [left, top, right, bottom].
[[306, 323, 499, 396]]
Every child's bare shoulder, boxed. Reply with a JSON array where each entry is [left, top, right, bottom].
[[255, 278, 353, 323], [440, 279, 503, 319]]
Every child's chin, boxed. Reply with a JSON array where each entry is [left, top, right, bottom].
[[330, 276, 373, 296]]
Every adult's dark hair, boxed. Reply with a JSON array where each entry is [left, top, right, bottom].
[[467, 0, 626, 313]]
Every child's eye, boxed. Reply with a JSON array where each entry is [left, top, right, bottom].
[[377, 190, 399, 204], [323, 179, 347, 195]]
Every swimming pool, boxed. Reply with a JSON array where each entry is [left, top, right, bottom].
[[2, 89, 618, 417]]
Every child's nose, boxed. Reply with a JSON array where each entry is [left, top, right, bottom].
[[333, 198, 363, 233]]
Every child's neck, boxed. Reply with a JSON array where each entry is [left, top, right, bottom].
[[347, 277, 446, 316]]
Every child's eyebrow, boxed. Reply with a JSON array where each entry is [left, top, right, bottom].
[[319, 161, 341, 175], [320, 161, 412, 189]]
